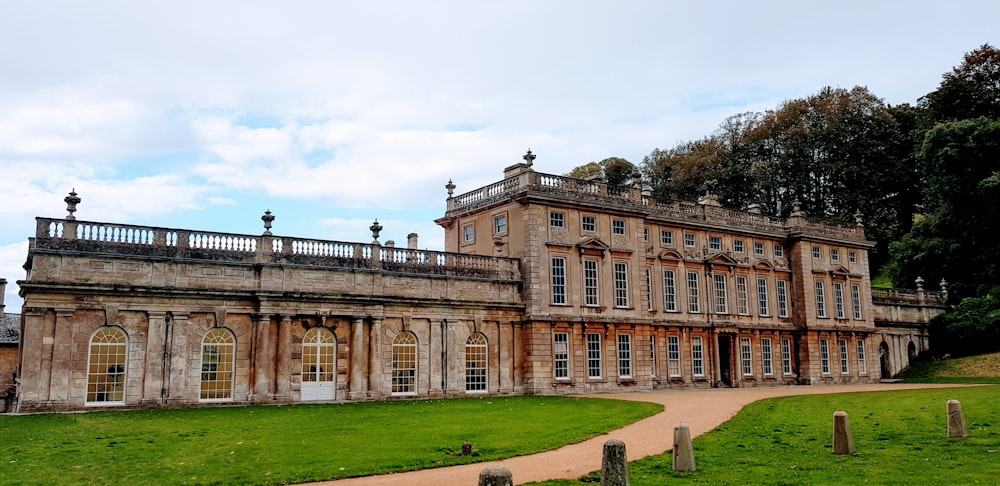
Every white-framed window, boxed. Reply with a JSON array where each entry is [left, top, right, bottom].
[[584, 259, 599, 307], [649, 336, 657, 377], [781, 338, 792, 375], [762, 338, 774, 376], [736, 276, 750, 315], [684, 233, 696, 247], [812, 246, 822, 259], [86, 326, 128, 405], [734, 239, 744, 253], [612, 219, 626, 235], [493, 214, 507, 235], [839, 339, 849, 374], [465, 333, 488, 392], [852, 284, 863, 320], [643, 226, 649, 242], [663, 269, 677, 312], [713, 274, 729, 314], [687, 272, 701, 313], [392, 332, 418, 395], [834, 283, 846, 319], [661, 230, 673, 245], [201, 328, 235, 401], [754, 242, 765, 256], [857, 340, 867, 374], [462, 224, 475, 243], [709, 236, 722, 251], [815, 281, 828, 318], [820, 339, 830, 374], [667, 335, 681, 377], [740, 337, 753, 376], [774, 244, 784, 258], [550, 211, 565, 228], [551, 257, 567, 305], [849, 251, 857, 264], [757, 278, 770, 317], [587, 333, 602, 379], [618, 334, 633, 378], [777, 280, 789, 317], [645, 267, 653, 311], [554, 332, 569, 379], [692, 336, 705, 376], [302, 327, 335, 390], [831, 249, 840, 262], [582, 215, 596, 233], [614, 262, 629, 308]]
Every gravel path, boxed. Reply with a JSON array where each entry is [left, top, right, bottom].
[[311, 383, 970, 485]]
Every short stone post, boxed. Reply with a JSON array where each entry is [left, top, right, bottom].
[[462, 440, 473, 456], [832, 411, 855, 454], [601, 439, 629, 486], [672, 423, 696, 472], [947, 399, 968, 438], [478, 465, 512, 486]]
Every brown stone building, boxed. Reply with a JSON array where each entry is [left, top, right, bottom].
[[11, 154, 944, 412]]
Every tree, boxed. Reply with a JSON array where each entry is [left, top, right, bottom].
[[565, 157, 639, 189], [920, 44, 1000, 122], [929, 288, 1000, 356], [641, 138, 728, 203]]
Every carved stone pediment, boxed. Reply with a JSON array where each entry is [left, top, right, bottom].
[[576, 237, 610, 258], [659, 249, 684, 261]]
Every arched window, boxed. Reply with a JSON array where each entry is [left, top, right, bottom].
[[86, 326, 128, 404], [391, 332, 417, 395], [301, 327, 336, 401], [201, 328, 235, 401], [465, 333, 488, 393]]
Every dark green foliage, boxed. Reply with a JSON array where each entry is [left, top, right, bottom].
[[566, 157, 639, 190], [929, 290, 1000, 356], [920, 44, 1000, 122]]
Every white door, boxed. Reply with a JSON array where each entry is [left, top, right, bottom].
[[301, 328, 336, 401]]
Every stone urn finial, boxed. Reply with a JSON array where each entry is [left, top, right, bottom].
[[523, 149, 536, 167], [915, 276, 925, 291], [854, 210, 864, 227], [370, 219, 383, 242], [64, 188, 81, 220], [446, 179, 456, 197], [261, 210, 275, 236]]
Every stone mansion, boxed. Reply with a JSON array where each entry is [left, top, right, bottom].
[[11, 152, 944, 412]]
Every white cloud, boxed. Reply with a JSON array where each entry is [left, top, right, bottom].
[[0, 242, 28, 311]]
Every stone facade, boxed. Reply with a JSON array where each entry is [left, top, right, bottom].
[[11, 155, 944, 412]]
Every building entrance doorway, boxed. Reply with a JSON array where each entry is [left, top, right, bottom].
[[718, 335, 734, 387], [301, 327, 336, 401], [880, 341, 891, 379]]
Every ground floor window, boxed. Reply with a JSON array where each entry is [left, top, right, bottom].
[[87, 326, 128, 404], [554, 333, 569, 379], [740, 337, 753, 376], [781, 338, 792, 375], [839, 339, 850, 374], [465, 333, 488, 392], [762, 338, 773, 376], [392, 332, 417, 394], [691, 336, 704, 376], [302, 327, 335, 384], [617, 334, 632, 378], [667, 335, 681, 377], [857, 340, 867, 374], [587, 333, 602, 379], [201, 328, 235, 401], [820, 339, 831, 374]]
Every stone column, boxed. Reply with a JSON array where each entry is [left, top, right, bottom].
[[48, 309, 75, 402], [142, 311, 168, 404], [367, 317, 383, 398], [167, 313, 190, 403], [349, 317, 368, 399], [429, 318, 443, 394], [512, 322, 523, 391], [275, 315, 292, 397], [253, 314, 272, 399], [498, 321, 513, 393], [18, 308, 49, 403]]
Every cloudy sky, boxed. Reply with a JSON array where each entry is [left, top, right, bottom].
[[1, 1, 997, 309]]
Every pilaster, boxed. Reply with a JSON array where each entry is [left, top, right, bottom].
[[367, 317, 383, 398], [142, 311, 168, 404], [166, 312, 189, 403], [275, 315, 292, 397], [349, 317, 368, 399]]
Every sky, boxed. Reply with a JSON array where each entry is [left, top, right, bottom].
[[1, 1, 998, 310]]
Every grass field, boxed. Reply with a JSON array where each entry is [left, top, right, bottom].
[[899, 352, 1000, 384], [0, 396, 661, 485]]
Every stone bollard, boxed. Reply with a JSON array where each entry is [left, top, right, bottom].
[[478, 465, 513, 486], [601, 439, 629, 486], [672, 423, 696, 472], [947, 399, 968, 438], [463, 441, 473, 456], [832, 411, 855, 454]]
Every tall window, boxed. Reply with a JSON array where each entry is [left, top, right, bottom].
[[612, 219, 626, 235], [736, 276, 749, 315], [551, 257, 567, 304], [757, 278, 770, 316], [691, 336, 704, 376], [687, 272, 701, 313], [740, 337, 753, 376], [87, 326, 128, 404], [777, 280, 789, 317], [667, 335, 681, 377], [392, 332, 418, 394], [857, 340, 867, 374], [587, 333, 602, 379], [649, 336, 657, 377], [839, 339, 849, 374], [762, 338, 773, 376], [201, 328, 235, 401], [781, 338, 792, 375], [554, 333, 569, 379], [584, 259, 599, 306], [815, 281, 827, 318], [820, 339, 830, 374], [663, 269, 677, 312], [852, 284, 863, 320], [713, 274, 729, 314], [582, 215, 596, 232], [834, 283, 846, 319], [618, 334, 633, 378], [302, 327, 335, 385], [465, 333, 488, 392], [643, 226, 649, 241], [614, 262, 629, 308], [645, 268, 653, 311]]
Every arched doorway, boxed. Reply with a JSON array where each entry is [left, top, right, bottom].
[[907, 341, 917, 365], [879, 341, 891, 379], [301, 327, 336, 401]]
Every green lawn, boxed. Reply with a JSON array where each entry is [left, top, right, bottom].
[[899, 352, 1000, 384], [0, 396, 661, 485], [533, 386, 999, 485]]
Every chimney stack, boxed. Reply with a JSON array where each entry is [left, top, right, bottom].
[[407, 233, 419, 250]]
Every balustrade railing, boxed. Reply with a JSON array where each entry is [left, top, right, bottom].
[[872, 287, 947, 305]]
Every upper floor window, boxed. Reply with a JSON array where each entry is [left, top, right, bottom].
[[462, 224, 475, 243], [582, 215, 596, 233], [777, 280, 789, 318], [709, 236, 722, 251], [663, 269, 677, 312], [754, 242, 765, 256], [812, 246, 822, 259], [831, 249, 840, 262], [550, 211, 565, 228], [852, 284, 863, 320], [735, 276, 750, 315], [734, 240, 744, 253], [493, 214, 507, 235], [757, 278, 770, 317], [612, 219, 626, 235], [584, 259, 599, 307], [713, 274, 729, 314], [661, 230, 673, 245], [849, 251, 857, 264], [643, 226, 649, 241], [774, 244, 784, 258], [551, 257, 567, 305], [684, 233, 696, 247], [614, 262, 629, 308], [687, 272, 701, 313], [815, 281, 828, 318]]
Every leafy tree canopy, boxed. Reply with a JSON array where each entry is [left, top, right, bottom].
[[920, 44, 1000, 122]]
